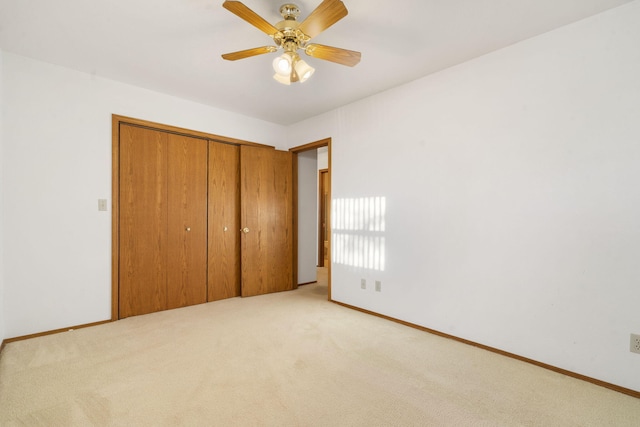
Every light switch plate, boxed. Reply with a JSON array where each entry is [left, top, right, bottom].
[[98, 199, 108, 211]]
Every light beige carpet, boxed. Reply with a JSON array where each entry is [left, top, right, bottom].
[[1, 274, 639, 426]]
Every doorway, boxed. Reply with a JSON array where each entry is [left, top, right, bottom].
[[290, 138, 332, 300]]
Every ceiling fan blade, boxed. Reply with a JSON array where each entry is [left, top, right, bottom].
[[223, 1, 280, 36], [298, 0, 348, 39], [305, 44, 361, 67], [221, 46, 278, 61]]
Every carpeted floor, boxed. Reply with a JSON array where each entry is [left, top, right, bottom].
[[1, 271, 639, 426]]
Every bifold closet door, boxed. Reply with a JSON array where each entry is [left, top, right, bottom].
[[165, 133, 208, 310], [118, 124, 207, 318], [208, 142, 241, 301], [240, 145, 294, 297]]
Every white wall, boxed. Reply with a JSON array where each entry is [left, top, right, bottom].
[[287, 1, 640, 392], [1, 53, 287, 338], [297, 150, 318, 284]]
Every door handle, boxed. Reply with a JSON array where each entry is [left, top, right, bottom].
[[185, 227, 191, 232], [241, 227, 250, 234]]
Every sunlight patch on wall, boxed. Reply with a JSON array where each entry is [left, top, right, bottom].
[[332, 197, 386, 271]]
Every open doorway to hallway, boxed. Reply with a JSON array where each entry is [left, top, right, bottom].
[[291, 140, 331, 299]]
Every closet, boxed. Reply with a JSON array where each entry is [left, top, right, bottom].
[[113, 117, 293, 319]]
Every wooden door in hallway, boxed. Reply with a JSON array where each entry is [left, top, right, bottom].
[[240, 145, 294, 297], [319, 169, 329, 267], [118, 124, 208, 318]]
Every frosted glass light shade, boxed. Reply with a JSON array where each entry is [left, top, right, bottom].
[[294, 59, 315, 82], [272, 53, 293, 76], [273, 73, 291, 85]]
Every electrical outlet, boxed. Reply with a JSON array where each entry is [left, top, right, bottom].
[[631, 334, 640, 354], [360, 279, 366, 289], [375, 280, 381, 292]]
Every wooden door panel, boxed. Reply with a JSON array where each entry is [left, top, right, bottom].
[[240, 146, 293, 297], [208, 142, 241, 301], [166, 134, 208, 309], [119, 124, 168, 318]]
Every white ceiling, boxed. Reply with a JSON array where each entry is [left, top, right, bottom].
[[0, 0, 633, 125]]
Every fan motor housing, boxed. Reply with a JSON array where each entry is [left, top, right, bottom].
[[274, 4, 309, 49]]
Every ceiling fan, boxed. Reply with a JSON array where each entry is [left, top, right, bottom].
[[221, 0, 361, 85]]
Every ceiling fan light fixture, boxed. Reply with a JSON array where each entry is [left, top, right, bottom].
[[294, 59, 315, 82], [221, 0, 362, 85], [272, 53, 293, 76]]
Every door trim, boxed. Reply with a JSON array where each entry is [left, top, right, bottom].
[[289, 138, 332, 300], [112, 115, 273, 320]]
